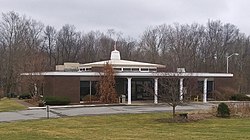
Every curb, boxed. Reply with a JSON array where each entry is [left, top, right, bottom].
[[28, 102, 216, 110], [28, 103, 127, 110], [28, 103, 168, 110]]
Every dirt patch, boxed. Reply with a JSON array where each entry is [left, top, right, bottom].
[[188, 113, 214, 121], [15, 99, 37, 107], [155, 112, 215, 123], [155, 118, 189, 123]]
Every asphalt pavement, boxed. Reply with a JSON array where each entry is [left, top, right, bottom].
[[0, 102, 216, 122]]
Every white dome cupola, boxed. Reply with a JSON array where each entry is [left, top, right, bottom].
[[110, 42, 121, 60]]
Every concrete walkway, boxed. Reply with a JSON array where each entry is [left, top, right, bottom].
[[0, 102, 216, 122]]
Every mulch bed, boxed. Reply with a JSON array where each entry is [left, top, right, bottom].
[[15, 99, 37, 107]]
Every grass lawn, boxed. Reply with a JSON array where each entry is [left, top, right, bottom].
[[0, 98, 27, 112], [0, 113, 250, 140]]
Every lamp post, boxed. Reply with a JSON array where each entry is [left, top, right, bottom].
[[226, 53, 239, 73]]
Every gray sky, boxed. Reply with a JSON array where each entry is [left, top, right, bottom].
[[0, 0, 250, 38]]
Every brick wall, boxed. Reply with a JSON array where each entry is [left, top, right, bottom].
[[214, 77, 238, 94], [44, 76, 80, 104]]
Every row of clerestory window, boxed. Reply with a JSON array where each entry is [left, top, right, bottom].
[[78, 67, 157, 72]]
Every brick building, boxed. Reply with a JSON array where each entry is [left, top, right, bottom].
[[23, 48, 233, 104]]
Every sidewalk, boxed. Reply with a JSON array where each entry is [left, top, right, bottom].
[[0, 102, 215, 122]]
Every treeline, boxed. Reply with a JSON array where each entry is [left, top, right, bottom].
[[0, 11, 250, 94]]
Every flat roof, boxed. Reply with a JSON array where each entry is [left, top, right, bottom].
[[22, 71, 233, 78], [80, 59, 166, 68]]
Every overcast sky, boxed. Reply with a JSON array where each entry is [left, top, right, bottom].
[[0, 0, 250, 38]]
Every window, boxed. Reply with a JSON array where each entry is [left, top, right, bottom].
[[78, 67, 91, 71], [132, 68, 139, 71], [123, 68, 131, 71], [85, 68, 91, 71], [149, 68, 157, 72], [114, 68, 122, 71], [140, 68, 149, 72]]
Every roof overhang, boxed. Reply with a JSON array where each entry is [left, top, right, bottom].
[[21, 72, 233, 78]]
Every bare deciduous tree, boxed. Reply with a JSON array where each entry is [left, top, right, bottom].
[[42, 25, 57, 69], [56, 24, 82, 64], [97, 63, 117, 103], [158, 77, 181, 118], [144, 74, 197, 118]]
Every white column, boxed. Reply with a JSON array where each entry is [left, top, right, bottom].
[[127, 78, 132, 105], [203, 78, 208, 103], [179, 78, 184, 101], [154, 78, 158, 104]]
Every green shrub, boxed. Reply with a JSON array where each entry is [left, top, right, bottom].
[[44, 96, 70, 105], [18, 93, 32, 99], [217, 102, 230, 118], [230, 94, 250, 101]]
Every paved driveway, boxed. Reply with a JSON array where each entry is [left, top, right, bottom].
[[0, 103, 216, 122]]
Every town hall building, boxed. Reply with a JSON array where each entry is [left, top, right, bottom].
[[25, 47, 233, 104]]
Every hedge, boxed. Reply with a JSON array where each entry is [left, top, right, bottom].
[[44, 96, 70, 105]]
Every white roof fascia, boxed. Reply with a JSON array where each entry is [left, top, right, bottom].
[[116, 72, 233, 78], [21, 72, 233, 78], [21, 72, 100, 76]]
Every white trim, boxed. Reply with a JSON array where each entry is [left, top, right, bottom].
[[21, 72, 233, 78]]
